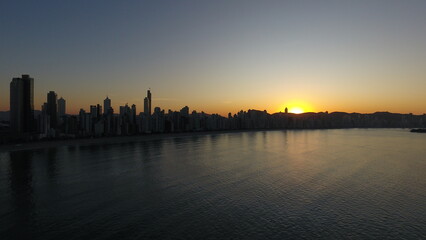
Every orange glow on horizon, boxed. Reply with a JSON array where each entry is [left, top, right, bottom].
[[279, 101, 313, 114], [289, 107, 304, 114]]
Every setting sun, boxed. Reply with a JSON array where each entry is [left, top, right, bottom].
[[279, 101, 312, 114], [289, 107, 304, 114]]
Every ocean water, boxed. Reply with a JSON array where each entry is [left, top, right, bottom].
[[1, 129, 425, 239]]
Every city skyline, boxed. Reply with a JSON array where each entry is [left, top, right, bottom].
[[2, 72, 425, 116], [2, 1, 426, 115], [7, 74, 310, 120], [6, 74, 425, 143]]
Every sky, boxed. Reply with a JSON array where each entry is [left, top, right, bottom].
[[1, 0, 426, 115]]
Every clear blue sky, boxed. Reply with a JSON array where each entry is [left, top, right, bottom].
[[1, 0, 426, 115]]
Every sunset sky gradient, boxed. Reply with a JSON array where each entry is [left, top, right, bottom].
[[1, 0, 426, 115]]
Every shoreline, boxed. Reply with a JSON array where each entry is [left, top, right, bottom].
[[0, 128, 413, 152], [0, 129, 266, 152]]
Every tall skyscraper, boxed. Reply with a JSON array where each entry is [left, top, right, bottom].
[[58, 97, 66, 117], [104, 96, 111, 114], [10, 74, 34, 135], [147, 90, 152, 116], [47, 91, 58, 129], [143, 90, 152, 116], [131, 104, 136, 123], [96, 104, 102, 117], [144, 97, 149, 116], [90, 105, 97, 118]]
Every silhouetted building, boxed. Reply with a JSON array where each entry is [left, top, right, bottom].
[[97, 104, 102, 118], [47, 91, 58, 129], [104, 96, 111, 115], [10, 74, 34, 136], [147, 90, 152, 115], [144, 97, 149, 116], [6, 75, 426, 143], [131, 104, 136, 124], [39, 103, 49, 136], [119, 104, 133, 135], [58, 97, 66, 117], [89, 105, 102, 120], [180, 106, 189, 116], [143, 90, 152, 131], [143, 90, 152, 116]]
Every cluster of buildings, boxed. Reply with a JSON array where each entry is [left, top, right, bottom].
[[5, 74, 426, 143], [7, 75, 235, 141]]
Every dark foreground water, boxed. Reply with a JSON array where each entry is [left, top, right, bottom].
[[1, 129, 426, 239]]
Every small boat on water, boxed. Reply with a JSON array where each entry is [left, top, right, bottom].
[[410, 129, 426, 133]]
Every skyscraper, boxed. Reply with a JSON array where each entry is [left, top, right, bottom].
[[96, 104, 102, 118], [144, 97, 149, 116], [47, 91, 58, 129], [104, 96, 111, 115], [58, 97, 66, 117], [143, 89, 152, 116], [10, 74, 34, 135], [90, 105, 98, 118], [147, 90, 152, 116], [180, 106, 189, 117]]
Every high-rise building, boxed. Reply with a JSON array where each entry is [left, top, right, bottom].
[[143, 89, 152, 116], [104, 96, 111, 115], [97, 104, 102, 117], [119, 104, 130, 116], [40, 102, 49, 135], [180, 106, 189, 117], [144, 97, 149, 116], [10, 74, 34, 135], [147, 90, 152, 115], [90, 105, 98, 118], [131, 104, 136, 124], [47, 91, 58, 128], [58, 97, 66, 117]]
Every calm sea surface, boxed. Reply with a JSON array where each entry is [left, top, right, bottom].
[[1, 129, 426, 239]]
